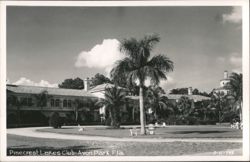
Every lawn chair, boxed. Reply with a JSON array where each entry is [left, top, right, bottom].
[[147, 124, 155, 135], [162, 122, 166, 127], [130, 127, 138, 136], [78, 124, 84, 132]]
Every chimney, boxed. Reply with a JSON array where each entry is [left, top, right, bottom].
[[224, 70, 228, 79], [84, 78, 90, 91], [188, 87, 193, 95]]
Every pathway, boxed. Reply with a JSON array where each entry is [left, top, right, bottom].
[[7, 127, 242, 143]]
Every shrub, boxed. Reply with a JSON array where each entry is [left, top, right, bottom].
[[49, 112, 63, 128]]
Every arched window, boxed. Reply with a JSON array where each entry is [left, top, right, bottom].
[[55, 99, 60, 107], [50, 99, 54, 107], [68, 100, 72, 108], [63, 100, 67, 107]]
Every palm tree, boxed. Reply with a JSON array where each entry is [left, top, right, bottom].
[[97, 86, 126, 128], [228, 72, 243, 122], [35, 90, 50, 110], [146, 85, 173, 120], [209, 92, 232, 123], [111, 34, 174, 134], [177, 96, 193, 121]]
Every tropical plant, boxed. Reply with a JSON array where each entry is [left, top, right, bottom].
[[97, 86, 126, 128], [146, 85, 173, 120], [176, 96, 194, 121], [228, 72, 243, 122], [35, 90, 50, 110], [73, 99, 84, 123], [208, 92, 233, 123], [111, 34, 174, 134]]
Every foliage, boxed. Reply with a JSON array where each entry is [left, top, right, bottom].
[[145, 85, 173, 121], [111, 34, 174, 134], [49, 112, 63, 128], [91, 73, 112, 87], [35, 90, 50, 109], [170, 87, 210, 97], [228, 72, 243, 121], [176, 96, 194, 121], [97, 86, 126, 128], [208, 92, 234, 123], [58, 77, 84, 89]]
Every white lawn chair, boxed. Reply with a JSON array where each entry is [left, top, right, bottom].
[[162, 122, 166, 127], [78, 124, 84, 132], [148, 124, 155, 135], [130, 127, 138, 136]]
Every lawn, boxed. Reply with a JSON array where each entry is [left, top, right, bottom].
[[37, 125, 242, 138], [7, 134, 242, 156]]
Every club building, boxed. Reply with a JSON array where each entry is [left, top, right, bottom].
[[7, 78, 140, 127], [7, 75, 214, 127]]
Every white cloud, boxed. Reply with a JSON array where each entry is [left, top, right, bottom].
[[216, 56, 226, 63], [160, 76, 177, 92], [223, 7, 242, 24], [13, 77, 58, 88], [75, 39, 124, 75]]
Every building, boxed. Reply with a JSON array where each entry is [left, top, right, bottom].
[[213, 70, 232, 95], [6, 79, 139, 127]]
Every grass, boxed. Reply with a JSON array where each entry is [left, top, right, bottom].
[[7, 134, 242, 156], [37, 125, 242, 138]]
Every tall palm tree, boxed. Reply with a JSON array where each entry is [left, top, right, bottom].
[[97, 86, 126, 128], [111, 34, 174, 134], [228, 72, 243, 122], [146, 85, 173, 120]]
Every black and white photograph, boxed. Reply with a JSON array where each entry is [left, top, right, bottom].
[[0, 0, 249, 161]]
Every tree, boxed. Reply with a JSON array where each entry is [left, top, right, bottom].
[[146, 85, 173, 121], [177, 96, 193, 121], [97, 86, 126, 128], [209, 92, 233, 123], [58, 77, 84, 89], [228, 72, 243, 122], [111, 34, 174, 134], [91, 73, 112, 87], [170, 88, 188, 95], [35, 90, 50, 110]]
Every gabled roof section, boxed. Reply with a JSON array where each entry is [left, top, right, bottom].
[[7, 84, 95, 97], [89, 83, 125, 93]]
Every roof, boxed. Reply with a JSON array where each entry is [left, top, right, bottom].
[[164, 94, 210, 102], [7, 84, 95, 97], [125, 94, 210, 102], [89, 83, 125, 93]]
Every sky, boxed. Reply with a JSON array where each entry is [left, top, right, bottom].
[[7, 6, 242, 93]]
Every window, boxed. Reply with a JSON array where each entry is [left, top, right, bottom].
[[63, 100, 67, 107], [51, 99, 55, 107], [68, 100, 72, 108], [55, 99, 60, 107]]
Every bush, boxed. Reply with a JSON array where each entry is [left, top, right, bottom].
[[49, 112, 63, 128]]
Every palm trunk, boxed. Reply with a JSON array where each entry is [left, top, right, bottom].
[[239, 101, 242, 122], [139, 86, 146, 135]]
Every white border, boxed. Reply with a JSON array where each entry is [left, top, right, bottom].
[[0, 1, 249, 161]]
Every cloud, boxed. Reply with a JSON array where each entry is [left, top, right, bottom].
[[75, 39, 124, 75], [222, 7, 242, 24], [13, 77, 58, 88], [160, 76, 177, 92]]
